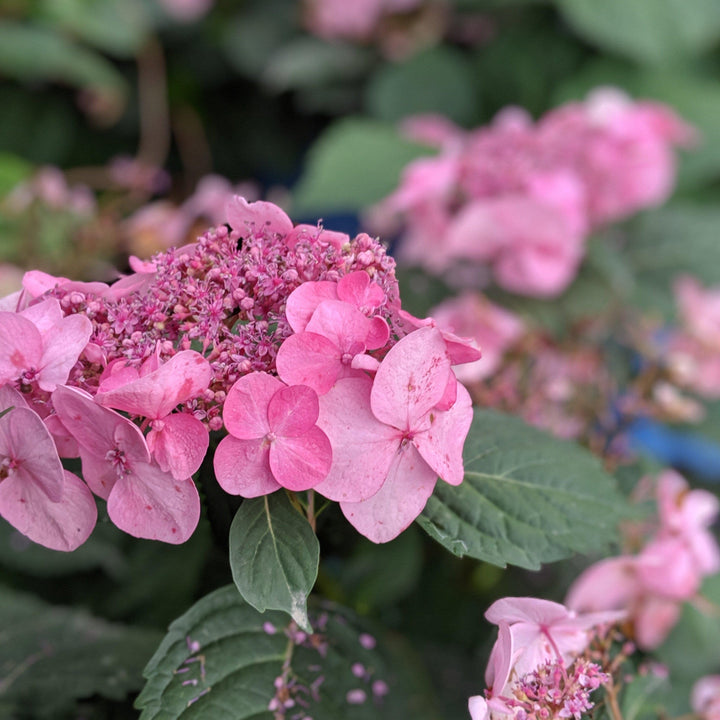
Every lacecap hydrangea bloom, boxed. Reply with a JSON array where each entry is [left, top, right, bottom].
[[0, 197, 478, 550]]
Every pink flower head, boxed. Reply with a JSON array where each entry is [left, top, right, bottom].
[[52, 385, 200, 543], [427, 292, 524, 383], [693, 676, 720, 720], [445, 196, 585, 297], [214, 372, 332, 496], [484, 597, 624, 689], [315, 326, 473, 542], [674, 275, 720, 348], [0, 298, 92, 391], [0, 386, 96, 551], [95, 350, 212, 479]]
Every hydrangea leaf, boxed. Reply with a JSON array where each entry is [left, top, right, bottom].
[[556, 0, 720, 67], [136, 585, 440, 720], [0, 585, 161, 718], [229, 493, 319, 632], [292, 118, 433, 214], [417, 409, 626, 570]]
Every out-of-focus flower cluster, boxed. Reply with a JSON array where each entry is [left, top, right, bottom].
[[566, 469, 720, 650], [0, 197, 478, 552], [371, 88, 693, 297]]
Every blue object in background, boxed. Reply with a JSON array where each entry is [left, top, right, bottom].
[[627, 417, 720, 482]]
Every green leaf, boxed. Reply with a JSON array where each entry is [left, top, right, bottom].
[[263, 37, 372, 91], [36, 0, 150, 57], [229, 493, 319, 632], [366, 46, 479, 126], [0, 21, 126, 93], [418, 409, 626, 569], [0, 586, 161, 718], [555, 0, 720, 67], [625, 203, 720, 318], [0, 153, 33, 196], [617, 673, 677, 720], [656, 573, 720, 683], [292, 117, 433, 214], [136, 585, 440, 720]]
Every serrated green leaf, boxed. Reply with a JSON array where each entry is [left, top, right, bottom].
[[556, 0, 720, 67], [366, 46, 479, 125], [229, 493, 319, 632], [0, 586, 161, 718], [136, 585, 440, 720], [292, 118, 433, 214], [0, 21, 126, 93], [418, 409, 625, 569]]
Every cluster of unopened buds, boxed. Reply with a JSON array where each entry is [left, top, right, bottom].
[[0, 196, 479, 551], [371, 88, 693, 297]]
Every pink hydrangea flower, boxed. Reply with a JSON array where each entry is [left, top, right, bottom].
[[214, 372, 332, 497], [566, 469, 720, 649], [693, 676, 720, 720], [0, 298, 92, 391], [95, 350, 212, 479], [315, 326, 473, 542], [0, 386, 96, 551], [52, 385, 200, 543]]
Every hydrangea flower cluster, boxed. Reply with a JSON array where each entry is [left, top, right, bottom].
[[468, 597, 620, 720], [566, 469, 720, 649], [0, 196, 478, 551], [371, 88, 693, 297], [693, 675, 720, 720]]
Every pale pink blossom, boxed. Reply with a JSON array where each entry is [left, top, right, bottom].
[[0, 298, 92, 391], [692, 676, 720, 720], [52, 385, 200, 543], [315, 326, 473, 542], [0, 386, 96, 551], [95, 350, 212, 479], [214, 372, 332, 496]]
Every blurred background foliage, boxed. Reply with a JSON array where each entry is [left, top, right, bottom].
[[2, 1, 720, 718]]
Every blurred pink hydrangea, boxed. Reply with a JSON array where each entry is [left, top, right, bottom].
[[693, 676, 720, 720], [371, 89, 693, 298]]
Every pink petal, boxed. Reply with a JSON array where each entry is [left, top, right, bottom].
[[337, 271, 385, 311], [52, 385, 150, 464], [0, 469, 97, 551], [413, 381, 472, 486], [79, 449, 117, 499], [0, 406, 64, 502], [305, 299, 373, 352], [314, 377, 398, 503], [44, 414, 80, 457], [433, 369, 458, 411], [269, 427, 332, 491], [222, 372, 282, 439], [226, 196, 293, 237], [38, 313, 92, 390], [485, 622, 514, 692], [634, 596, 681, 650], [268, 384, 320, 437], [285, 281, 338, 333], [0, 313, 42, 383], [276, 332, 343, 396], [107, 461, 200, 543], [468, 696, 489, 720], [213, 435, 280, 497], [95, 350, 211, 419], [147, 413, 209, 479], [485, 597, 571, 627], [20, 297, 63, 333], [340, 442, 437, 543], [365, 316, 389, 350], [565, 556, 641, 613], [371, 326, 451, 431], [0, 385, 29, 411]]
